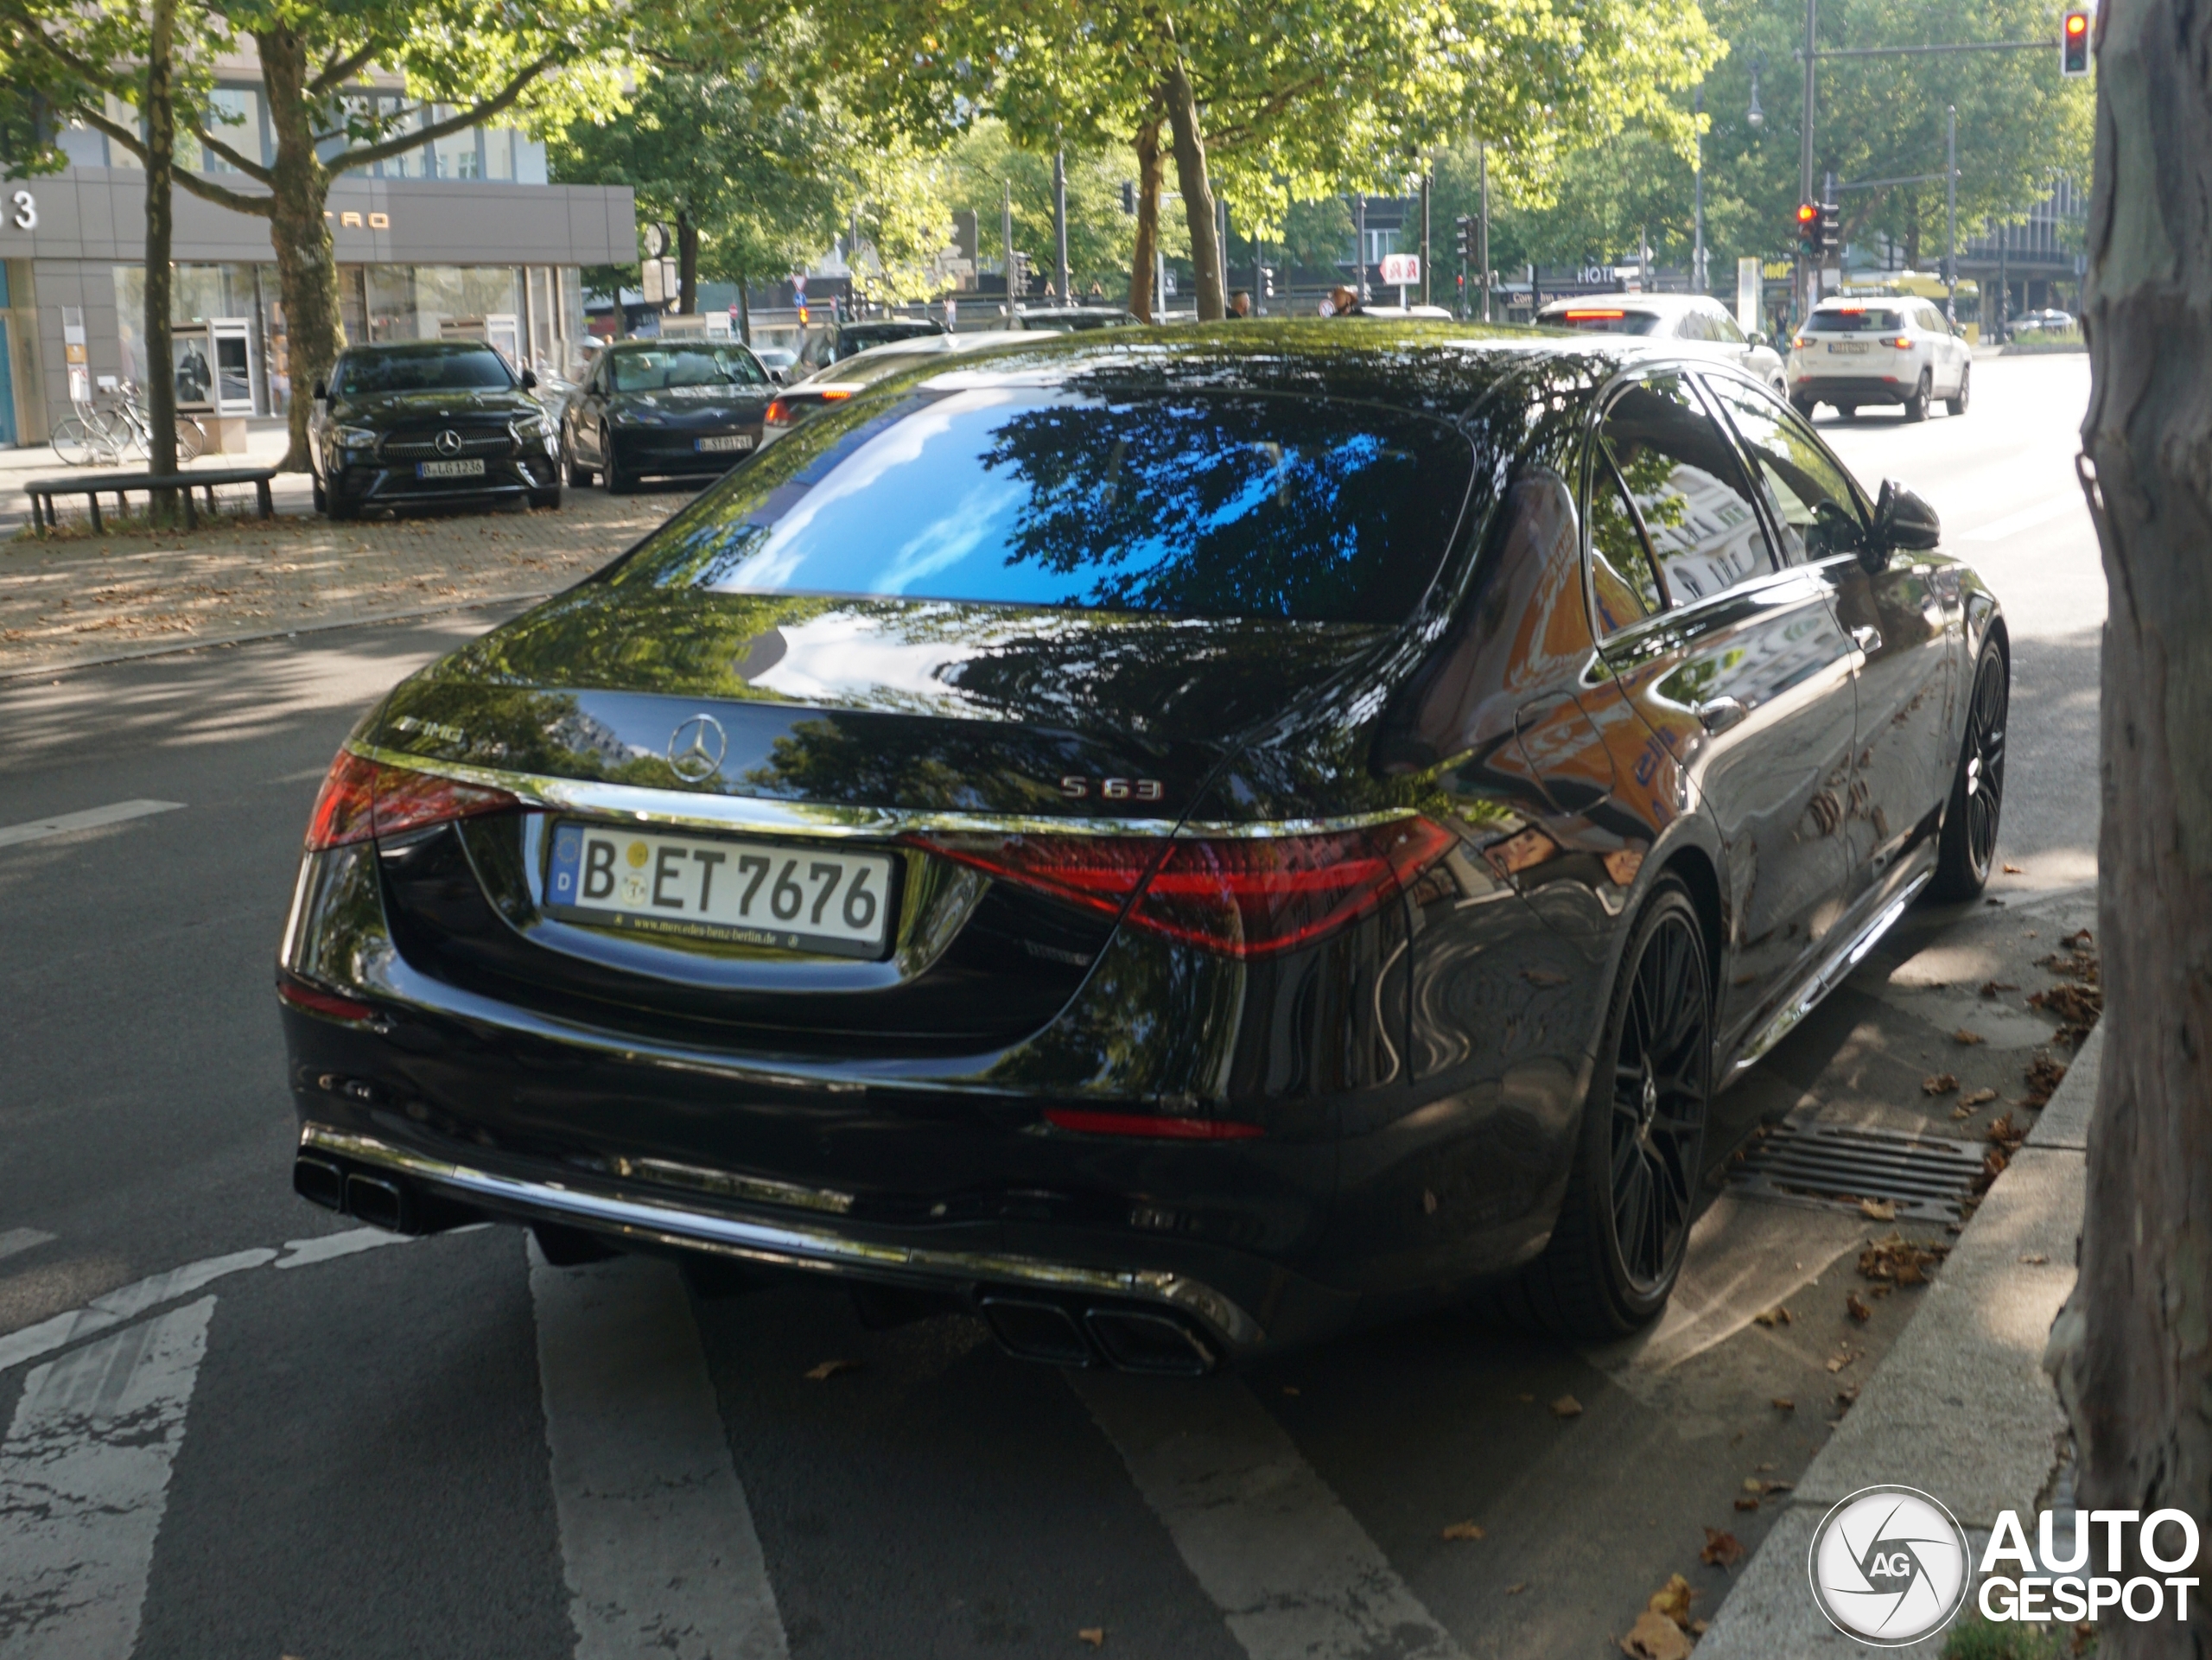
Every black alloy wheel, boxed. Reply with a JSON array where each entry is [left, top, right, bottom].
[[1947, 362, 1972, 417], [565, 430, 593, 489], [602, 426, 633, 495], [1904, 370, 1932, 423], [1931, 640, 2008, 900], [1495, 877, 1712, 1339]]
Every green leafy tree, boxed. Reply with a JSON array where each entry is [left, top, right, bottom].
[[939, 119, 1167, 302]]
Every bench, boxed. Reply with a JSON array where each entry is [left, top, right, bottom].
[[23, 467, 277, 535]]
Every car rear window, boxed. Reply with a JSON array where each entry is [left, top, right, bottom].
[[336, 346, 514, 395], [610, 346, 766, 391], [1546, 308, 1663, 335], [1808, 308, 1904, 333], [619, 385, 1477, 624]]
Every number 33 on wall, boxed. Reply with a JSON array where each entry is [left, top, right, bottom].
[[10, 190, 35, 231]]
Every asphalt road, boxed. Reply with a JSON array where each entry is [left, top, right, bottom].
[[0, 353, 2103, 1660]]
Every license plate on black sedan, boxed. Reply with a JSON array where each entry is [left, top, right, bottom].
[[416, 458, 486, 478], [543, 822, 896, 957], [696, 434, 754, 454]]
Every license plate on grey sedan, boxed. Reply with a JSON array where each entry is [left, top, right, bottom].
[[416, 459, 486, 478], [696, 434, 754, 454], [543, 822, 894, 957]]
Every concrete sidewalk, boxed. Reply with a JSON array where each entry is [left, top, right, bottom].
[[1694, 1021, 2101, 1657]]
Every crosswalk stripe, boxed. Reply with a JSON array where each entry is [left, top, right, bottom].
[[0, 1296, 216, 1659], [1071, 1371, 1469, 1660], [0, 1249, 273, 1376], [0, 1231, 54, 1265], [0, 800, 185, 851], [530, 1247, 788, 1660]]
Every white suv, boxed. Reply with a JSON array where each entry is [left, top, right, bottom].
[[1537, 294, 1789, 398], [1787, 296, 1971, 422]]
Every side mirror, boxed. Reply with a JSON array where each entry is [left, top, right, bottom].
[[1870, 478, 1942, 566], [312, 380, 327, 402], [520, 368, 538, 391], [1748, 330, 1769, 350], [770, 368, 787, 385]]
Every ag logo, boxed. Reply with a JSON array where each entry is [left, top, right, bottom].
[[1808, 1485, 1972, 1645]]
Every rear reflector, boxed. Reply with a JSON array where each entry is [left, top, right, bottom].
[[1043, 1108, 1264, 1141], [912, 817, 1454, 958], [277, 977, 378, 1022], [305, 749, 520, 849]]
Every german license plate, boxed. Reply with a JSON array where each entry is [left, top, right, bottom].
[[1827, 342, 1871, 355], [696, 434, 754, 454], [417, 458, 486, 478], [543, 822, 896, 957]]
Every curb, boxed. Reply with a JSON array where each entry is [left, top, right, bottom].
[[1693, 1022, 2101, 1657]]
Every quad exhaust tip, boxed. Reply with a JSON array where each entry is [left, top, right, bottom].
[[980, 1295, 1216, 1375]]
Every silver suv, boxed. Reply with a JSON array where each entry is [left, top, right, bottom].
[[1787, 297, 1972, 422]]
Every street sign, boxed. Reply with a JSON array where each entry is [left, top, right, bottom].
[[1380, 253, 1421, 286]]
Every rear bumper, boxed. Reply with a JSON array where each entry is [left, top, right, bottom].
[[1788, 374, 1914, 405]]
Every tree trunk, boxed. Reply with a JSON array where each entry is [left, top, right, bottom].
[[677, 210, 698, 315], [1128, 118, 1161, 322], [1903, 209, 1920, 273], [257, 28, 343, 474], [736, 270, 751, 346], [2047, 1, 2212, 1650], [1160, 58, 1224, 321], [143, 0, 179, 520]]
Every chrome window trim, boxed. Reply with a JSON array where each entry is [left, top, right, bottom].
[[301, 1122, 1262, 1345], [348, 741, 1412, 841]]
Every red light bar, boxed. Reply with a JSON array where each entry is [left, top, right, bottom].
[[1042, 1109, 1264, 1141], [1563, 308, 1626, 320], [277, 977, 378, 1023], [1837, 304, 1866, 314]]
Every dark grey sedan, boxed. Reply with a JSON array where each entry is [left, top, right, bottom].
[[561, 340, 777, 493]]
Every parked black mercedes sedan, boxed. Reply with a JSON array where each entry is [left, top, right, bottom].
[[308, 340, 563, 519], [279, 322, 2007, 1371], [560, 339, 777, 493]]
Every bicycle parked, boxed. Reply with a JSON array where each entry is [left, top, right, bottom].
[[50, 382, 207, 467]]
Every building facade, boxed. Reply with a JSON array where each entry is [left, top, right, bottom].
[[0, 72, 635, 447]]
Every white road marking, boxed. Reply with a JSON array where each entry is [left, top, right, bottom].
[[0, 1231, 54, 1265], [530, 1246, 787, 1660], [0, 1296, 216, 1659], [276, 1227, 413, 1269], [1071, 1371, 1468, 1660], [1959, 494, 2084, 544], [0, 800, 185, 851], [0, 1249, 273, 1376]]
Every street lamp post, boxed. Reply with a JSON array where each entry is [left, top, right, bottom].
[[1800, 0, 1818, 327], [1945, 105, 1958, 327], [1693, 86, 1707, 294], [1053, 149, 1070, 304]]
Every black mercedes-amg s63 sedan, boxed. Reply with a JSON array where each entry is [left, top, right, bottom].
[[278, 322, 2007, 1372]]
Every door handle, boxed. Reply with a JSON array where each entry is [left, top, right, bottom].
[[1695, 696, 1748, 735], [1851, 625, 1883, 654]]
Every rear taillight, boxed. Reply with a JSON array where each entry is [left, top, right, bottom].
[[763, 398, 795, 427], [1885, 335, 1914, 348], [912, 817, 1455, 958], [304, 749, 520, 849]]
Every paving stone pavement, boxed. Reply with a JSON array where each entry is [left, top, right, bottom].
[[0, 485, 699, 679]]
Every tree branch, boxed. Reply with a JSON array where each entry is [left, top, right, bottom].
[[193, 126, 273, 185], [170, 164, 271, 216], [309, 43, 379, 97], [324, 56, 554, 170]]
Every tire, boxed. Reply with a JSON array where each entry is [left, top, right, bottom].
[[602, 429, 633, 495], [1837, 404, 1859, 421], [324, 474, 357, 521], [1790, 395, 1816, 420], [174, 418, 205, 461], [1904, 371, 1931, 423], [1501, 877, 1712, 1339], [311, 474, 327, 514], [1929, 639, 2008, 901], [50, 417, 97, 467], [530, 487, 563, 512], [1945, 362, 1971, 417], [565, 436, 594, 489]]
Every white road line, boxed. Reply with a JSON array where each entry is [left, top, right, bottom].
[[0, 1231, 54, 1265], [0, 1296, 216, 1659], [275, 1226, 413, 1269], [1071, 1371, 1469, 1660], [1959, 494, 2084, 544], [0, 1249, 273, 1376], [530, 1246, 787, 1660], [0, 800, 185, 851]]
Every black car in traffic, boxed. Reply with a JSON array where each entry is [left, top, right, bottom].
[[308, 340, 562, 519], [279, 323, 2006, 1371], [561, 340, 777, 493]]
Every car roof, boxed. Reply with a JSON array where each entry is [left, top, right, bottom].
[[341, 339, 503, 355], [1538, 293, 1716, 314]]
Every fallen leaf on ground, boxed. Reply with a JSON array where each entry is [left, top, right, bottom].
[[1987, 1113, 2027, 1153], [2020, 1253, 2050, 1265], [1982, 1148, 2010, 1182], [1743, 1477, 1764, 1493], [1950, 1103, 1975, 1120], [1648, 1574, 1695, 1626], [1772, 1396, 1796, 1410], [2031, 982, 2104, 1025], [1847, 1292, 1872, 1322], [1980, 981, 2018, 998], [804, 1358, 861, 1381], [1621, 1610, 1693, 1660], [1441, 1521, 1486, 1540], [1550, 1394, 1584, 1419], [2023, 1056, 2069, 1108], [1077, 1629, 1106, 1649], [1507, 1581, 1528, 1595], [1922, 1072, 1960, 1096], [1753, 1305, 1792, 1327], [1859, 1198, 1897, 1221], [1837, 1383, 1862, 1405], [2003, 862, 2024, 874], [1701, 1528, 1746, 1568], [1962, 1086, 1999, 1106], [1860, 1231, 1950, 1285], [1953, 1027, 1986, 1046], [1735, 1495, 1761, 1511]]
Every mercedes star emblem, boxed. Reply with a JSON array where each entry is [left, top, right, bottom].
[[433, 428, 463, 457], [667, 714, 728, 782]]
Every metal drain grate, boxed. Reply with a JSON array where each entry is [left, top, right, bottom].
[[1729, 1123, 1988, 1222]]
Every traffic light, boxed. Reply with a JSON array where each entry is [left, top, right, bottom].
[[1453, 214, 1475, 260], [1796, 201, 1821, 254], [1817, 201, 1840, 256], [2061, 9, 2091, 75], [1260, 265, 1275, 299], [1120, 181, 1136, 215]]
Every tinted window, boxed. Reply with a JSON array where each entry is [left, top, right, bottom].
[[336, 346, 514, 396], [620, 386, 1476, 623], [1706, 379, 1866, 565], [1599, 375, 1773, 604], [1548, 308, 1663, 335], [1589, 450, 1665, 632], [1808, 307, 1904, 333], [609, 345, 766, 392]]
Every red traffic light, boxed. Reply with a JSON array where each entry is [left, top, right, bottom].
[[2064, 11, 2088, 35], [2061, 8, 2091, 73], [1796, 202, 1819, 224]]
